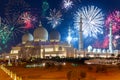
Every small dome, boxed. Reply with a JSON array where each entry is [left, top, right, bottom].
[[22, 33, 34, 44], [50, 30, 61, 42], [102, 49, 106, 53], [87, 45, 92, 52], [33, 25, 48, 42]]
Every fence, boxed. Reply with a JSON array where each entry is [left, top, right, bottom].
[[0, 65, 23, 80]]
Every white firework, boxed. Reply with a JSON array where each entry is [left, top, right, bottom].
[[63, 0, 73, 10], [46, 9, 63, 28], [74, 5, 104, 39]]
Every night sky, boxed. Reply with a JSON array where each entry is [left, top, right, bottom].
[[0, 0, 120, 53]]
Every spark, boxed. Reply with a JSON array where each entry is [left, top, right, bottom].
[[46, 9, 63, 28], [74, 5, 104, 39], [114, 35, 120, 39], [63, 0, 73, 10]]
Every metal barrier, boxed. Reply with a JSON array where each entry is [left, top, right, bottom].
[[0, 65, 23, 80]]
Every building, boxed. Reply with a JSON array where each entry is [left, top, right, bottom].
[[9, 24, 76, 59]]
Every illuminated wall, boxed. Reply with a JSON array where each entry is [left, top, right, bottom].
[[45, 48, 53, 52], [11, 50, 19, 54]]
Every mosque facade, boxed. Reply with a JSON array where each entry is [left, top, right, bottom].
[[9, 24, 77, 59]]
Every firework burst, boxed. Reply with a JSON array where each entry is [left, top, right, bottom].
[[18, 12, 36, 29], [0, 17, 14, 52], [62, 0, 73, 10], [105, 10, 120, 34], [0, 18, 12, 49], [46, 9, 63, 28], [4, 0, 30, 37], [0, 23, 11, 44], [74, 5, 104, 39], [3, 14, 25, 41]]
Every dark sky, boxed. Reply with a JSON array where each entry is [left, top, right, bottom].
[[0, 0, 120, 53], [0, 0, 120, 15]]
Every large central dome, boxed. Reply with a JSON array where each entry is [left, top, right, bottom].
[[22, 33, 34, 44], [33, 24, 48, 42]]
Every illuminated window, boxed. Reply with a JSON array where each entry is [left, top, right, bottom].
[[45, 48, 53, 52], [55, 47, 58, 51], [11, 50, 18, 54], [41, 49, 43, 52], [13, 50, 19, 54]]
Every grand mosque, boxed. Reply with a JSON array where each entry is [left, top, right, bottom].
[[8, 23, 76, 59]]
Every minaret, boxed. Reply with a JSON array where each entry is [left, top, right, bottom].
[[109, 21, 113, 53], [67, 27, 72, 45], [79, 14, 83, 51]]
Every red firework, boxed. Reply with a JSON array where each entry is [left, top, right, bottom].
[[19, 12, 36, 29], [92, 36, 109, 49], [105, 11, 120, 33], [102, 36, 109, 48]]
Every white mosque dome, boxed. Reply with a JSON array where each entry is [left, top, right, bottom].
[[33, 25, 48, 42], [87, 45, 92, 52], [97, 49, 101, 53], [102, 49, 106, 53], [50, 30, 61, 42], [22, 33, 34, 44]]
